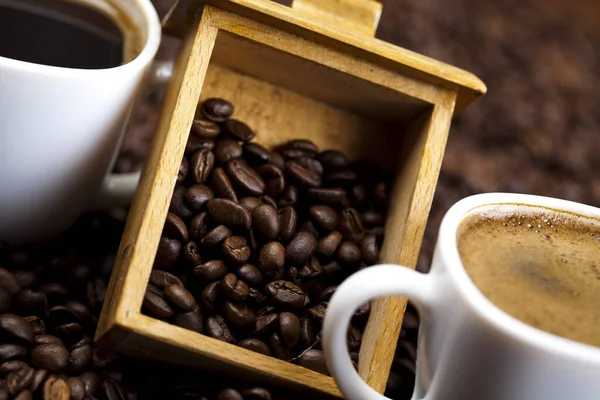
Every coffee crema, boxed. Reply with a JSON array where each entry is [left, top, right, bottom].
[[458, 204, 600, 347]]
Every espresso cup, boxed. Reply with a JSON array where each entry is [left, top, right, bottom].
[[323, 193, 600, 400], [0, 0, 163, 244]]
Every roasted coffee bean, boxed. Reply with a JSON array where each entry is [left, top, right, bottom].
[[222, 274, 249, 301], [256, 303, 276, 316], [278, 206, 298, 244], [222, 301, 255, 328], [226, 160, 265, 196], [214, 140, 243, 164], [324, 169, 358, 187], [253, 314, 278, 335], [6, 365, 33, 395], [279, 312, 300, 347], [0, 344, 26, 361], [222, 237, 251, 266], [0, 361, 28, 375], [319, 286, 338, 302], [164, 212, 189, 242], [237, 264, 262, 286], [183, 241, 202, 266], [239, 197, 263, 213], [143, 288, 174, 319], [177, 157, 188, 183], [300, 317, 314, 347], [200, 282, 221, 315], [13, 390, 31, 400], [317, 231, 343, 257], [68, 344, 92, 374], [287, 267, 298, 282], [31, 369, 48, 393], [217, 388, 243, 400], [184, 184, 214, 212], [296, 349, 328, 375], [299, 220, 319, 237], [278, 185, 298, 207], [39, 283, 68, 305], [258, 242, 285, 280], [54, 323, 83, 346], [191, 149, 216, 184], [285, 161, 321, 188], [200, 225, 232, 248], [347, 325, 362, 351], [64, 302, 95, 330], [269, 333, 292, 361], [24, 316, 45, 336], [191, 118, 220, 139], [260, 195, 277, 210], [349, 185, 369, 209], [269, 151, 286, 170], [295, 157, 323, 177], [309, 205, 338, 231], [224, 119, 255, 142], [211, 167, 238, 202], [66, 377, 85, 400], [353, 301, 371, 321], [195, 260, 228, 283], [317, 150, 349, 172], [252, 204, 280, 240], [243, 387, 272, 400], [308, 188, 349, 208], [238, 338, 271, 356], [91, 347, 118, 369], [361, 210, 384, 227], [172, 306, 204, 333], [339, 208, 365, 242], [207, 199, 251, 230], [69, 335, 91, 352], [244, 142, 271, 164], [47, 306, 78, 328], [34, 335, 64, 346], [206, 316, 235, 343], [255, 165, 285, 198], [31, 344, 69, 372], [247, 288, 267, 309], [372, 181, 389, 208], [265, 281, 308, 310], [185, 136, 215, 155], [285, 232, 317, 266], [298, 257, 323, 279], [281, 139, 318, 158], [43, 377, 70, 400], [360, 234, 379, 265], [164, 284, 196, 312], [80, 371, 102, 397], [170, 184, 194, 220], [86, 278, 106, 311], [0, 314, 33, 344], [0, 269, 19, 296], [202, 98, 233, 123], [306, 304, 326, 323], [338, 241, 361, 264], [149, 270, 183, 288], [155, 237, 181, 269], [12, 270, 37, 290], [0, 290, 9, 314]]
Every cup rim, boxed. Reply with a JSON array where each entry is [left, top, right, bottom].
[[439, 192, 600, 363], [0, 0, 161, 75]]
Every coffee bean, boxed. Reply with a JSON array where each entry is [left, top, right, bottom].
[[0, 361, 28, 374], [183, 241, 202, 266], [319, 286, 338, 302], [269, 333, 292, 361], [217, 388, 243, 400], [172, 306, 204, 333], [306, 304, 326, 323], [54, 323, 84, 346], [69, 335, 91, 352], [164, 284, 196, 312], [194, 260, 228, 283], [285, 161, 321, 188], [237, 264, 262, 286], [309, 205, 338, 231], [350, 185, 369, 209], [308, 188, 349, 208], [211, 167, 238, 202], [372, 182, 389, 208], [164, 212, 188, 242], [247, 288, 267, 308], [43, 377, 70, 400], [252, 204, 280, 240], [360, 234, 379, 265], [0, 290, 9, 314], [200, 282, 221, 315], [295, 157, 323, 177], [222, 301, 255, 328], [12, 271, 37, 290], [6, 365, 33, 395], [297, 349, 328, 375], [285, 232, 317, 266], [177, 157, 188, 183], [243, 387, 273, 400], [0, 269, 19, 296], [200, 225, 232, 248], [281, 139, 318, 158], [279, 312, 300, 347], [317, 150, 349, 172], [191, 149, 216, 184], [361, 210, 384, 227], [260, 195, 277, 210], [224, 119, 255, 142], [317, 231, 342, 258], [207, 199, 251, 230], [226, 160, 265, 196], [0, 314, 33, 344], [244, 143, 271, 164], [347, 325, 362, 351], [286, 267, 298, 282], [170, 184, 194, 220], [149, 270, 183, 288], [67, 344, 92, 374], [338, 241, 361, 264], [255, 165, 285, 198], [298, 257, 323, 279], [39, 283, 68, 305], [143, 288, 174, 319], [214, 140, 243, 164], [0, 344, 26, 361], [80, 371, 102, 397], [155, 237, 181, 269], [34, 335, 64, 346], [269, 152, 286, 170], [184, 185, 214, 212], [222, 237, 251, 266], [265, 281, 308, 310], [239, 197, 263, 213], [202, 98, 233, 123], [222, 274, 249, 301], [191, 118, 220, 139], [258, 242, 285, 280], [13, 390, 31, 400], [238, 338, 271, 356], [31, 369, 48, 393], [23, 316, 45, 336], [206, 316, 235, 343], [185, 136, 215, 156], [47, 306, 78, 328], [339, 208, 365, 242], [31, 344, 69, 372], [67, 377, 85, 400], [92, 347, 118, 369], [324, 169, 358, 187], [300, 317, 314, 347], [253, 314, 278, 335], [353, 301, 371, 321]]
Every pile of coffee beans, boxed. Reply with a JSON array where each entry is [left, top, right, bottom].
[[143, 98, 390, 374]]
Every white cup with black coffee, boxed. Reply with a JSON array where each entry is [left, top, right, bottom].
[[323, 193, 600, 400], [0, 0, 162, 243]]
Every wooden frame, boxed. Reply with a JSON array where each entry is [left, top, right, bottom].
[[97, 0, 485, 398]]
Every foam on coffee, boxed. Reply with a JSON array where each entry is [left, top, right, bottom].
[[458, 204, 600, 347]]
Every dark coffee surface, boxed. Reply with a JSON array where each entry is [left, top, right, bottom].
[[0, 1, 123, 69], [459, 205, 600, 347]]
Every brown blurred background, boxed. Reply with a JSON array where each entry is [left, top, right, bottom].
[[122, 0, 600, 272]]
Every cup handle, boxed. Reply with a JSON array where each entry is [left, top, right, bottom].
[[322, 264, 435, 400], [90, 60, 175, 210]]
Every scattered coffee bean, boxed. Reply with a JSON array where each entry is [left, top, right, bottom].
[[211, 167, 238, 203], [207, 199, 251, 230], [202, 98, 233, 123], [155, 237, 181, 269], [279, 312, 300, 347], [252, 205, 280, 240], [221, 274, 249, 301], [194, 261, 228, 283], [214, 140, 243, 164], [296, 349, 328, 374], [164, 284, 196, 312], [206, 316, 235, 343], [183, 241, 202, 266], [172, 307, 204, 334], [200, 225, 232, 248], [226, 160, 266, 196], [222, 236, 251, 266], [285, 232, 317, 266], [236, 265, 262, 287], [185, 184, 214, 212], [192, 118, 220, 139]]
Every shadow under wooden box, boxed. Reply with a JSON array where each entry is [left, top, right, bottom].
[[96, 0, 486, 398]]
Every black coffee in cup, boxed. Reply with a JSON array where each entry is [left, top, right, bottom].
[[0, 0, 125, 69]]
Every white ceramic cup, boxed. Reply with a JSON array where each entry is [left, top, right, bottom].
[[323, 193, 600, 400], [0, 0, 163, 244]]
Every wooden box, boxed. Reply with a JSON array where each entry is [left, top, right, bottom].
[[97, 0, 485, 397]]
